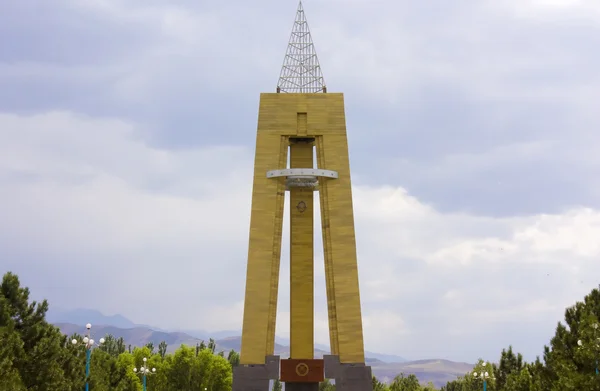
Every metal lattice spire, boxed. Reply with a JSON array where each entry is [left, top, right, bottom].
[[277, 1, 326, 93]]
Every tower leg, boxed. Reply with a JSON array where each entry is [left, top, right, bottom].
[[316, 133, 365, 362], [317, 134, 373, 391], [234, 133, 287, 391]]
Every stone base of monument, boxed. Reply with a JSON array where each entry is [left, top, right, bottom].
[[232, 354, 373, 391], [232, 355, 280, 391], [324, 355, 374, 391]]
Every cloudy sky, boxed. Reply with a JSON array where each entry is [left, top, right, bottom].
[[2, 0, 600, 363]]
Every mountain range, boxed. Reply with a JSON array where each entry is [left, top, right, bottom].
[[48, 308, 473, 387]]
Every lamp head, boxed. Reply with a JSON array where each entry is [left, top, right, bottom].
[[86, 323, 92, 330]]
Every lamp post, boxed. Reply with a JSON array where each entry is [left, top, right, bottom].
[[71, 323, 105, 391], [473, 362, 494, 391], [577, 322, 599, 376], [133, 357, 156, 391]]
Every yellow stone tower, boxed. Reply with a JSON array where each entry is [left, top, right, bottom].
[[232, 3, 373, 391]]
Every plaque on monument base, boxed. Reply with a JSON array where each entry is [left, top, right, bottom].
[[280, 358, 325, 383]]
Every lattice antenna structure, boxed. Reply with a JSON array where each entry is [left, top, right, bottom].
[[277, 1, 327, 93]]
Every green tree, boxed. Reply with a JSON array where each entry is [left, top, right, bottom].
[[113, 352, 141, 391], [194, 347, 214, 389], [227, 349, 240, 367], [421, 381, 436, 391], [208, 338, 217, 354], [273, 379, 283, 391], [168, 345, 197, 390], [373, 375, 388, 391], [440, 379, 462, 391], [208, 353, 233, 391], [544, 286, 600, 390], [1, 272, 77, 390], [527, 357, 551, 391], [0, 298, 25, 391], [319, 379, 335, 391], [389, 373, 421, 391], [100, 334, 126, 358], [60, 333, 86, 391], [88, 348, 115, 390], [504, 366, 533, 391], [158, 341, 168, 359], [494, 346, 524, 389], [145, 353, 170, 391], [145, 342, 155, 354]]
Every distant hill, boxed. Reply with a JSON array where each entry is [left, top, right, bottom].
[[178, 329, 241, 340], [47, 308, 139, 329], [47, 308, 214, 339], [370, 359, 473, 386], [49, 308, 407, 362], [55, 323, 200, 353], [53, 322, 473, 387]]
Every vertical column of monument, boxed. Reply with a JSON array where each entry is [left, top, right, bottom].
[[289, 134, 315, 359], [239, 131, 289, 365], [266, 134, 289, 357], [316, 123, 366, 363], [315, 138, 339, 356]]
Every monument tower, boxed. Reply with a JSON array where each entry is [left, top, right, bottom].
[[232, 2, 373, 391]]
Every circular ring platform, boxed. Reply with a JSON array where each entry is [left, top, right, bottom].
[[267, 168, 338, 179], [267, 168, 338, 190]]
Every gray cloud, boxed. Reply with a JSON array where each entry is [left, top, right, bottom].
[[1, 0, 600, 364]]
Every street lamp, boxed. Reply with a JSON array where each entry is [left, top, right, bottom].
[[133, 357, 156, 391], [71, 323, 105, 391], [577, 322, 600, 375], [473, 362, 494, 391]]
